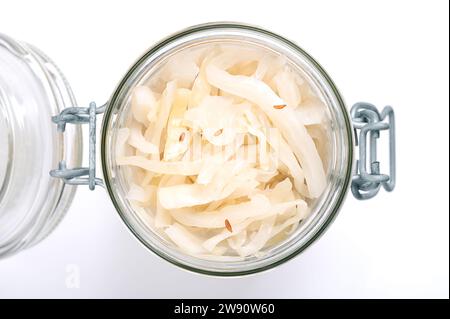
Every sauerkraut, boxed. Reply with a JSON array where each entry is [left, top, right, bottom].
[[116, 44, 330, 258]]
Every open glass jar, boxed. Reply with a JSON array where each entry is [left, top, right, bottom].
[[0, 23, 395, 276]]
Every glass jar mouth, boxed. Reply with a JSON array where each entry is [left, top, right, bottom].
[[101, 22, 354, 276]]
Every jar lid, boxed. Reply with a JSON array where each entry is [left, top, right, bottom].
[[0, 34, 82, 258]]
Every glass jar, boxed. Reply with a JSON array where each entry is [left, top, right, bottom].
[[0, 33, 81, 257], [0, 23, 395, 275]]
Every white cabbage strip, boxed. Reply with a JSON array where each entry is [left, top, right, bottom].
[[116, 44, 330, 258]]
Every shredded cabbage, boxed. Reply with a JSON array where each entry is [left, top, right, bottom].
[[116, 44, 330, 259]]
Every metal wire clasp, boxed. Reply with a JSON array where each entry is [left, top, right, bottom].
[[50, 102, 106, 190], [351, 102, 396, 200]]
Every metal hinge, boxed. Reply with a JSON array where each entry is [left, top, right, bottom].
[[351, 102, 396, 200], [50, 102, 106, 190]]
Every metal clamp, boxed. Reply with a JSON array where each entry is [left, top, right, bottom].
[[50, 102, 106, 190], [351, 102, 396, 200]]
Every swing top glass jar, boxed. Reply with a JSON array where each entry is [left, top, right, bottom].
[[0, 23, 395, 276]]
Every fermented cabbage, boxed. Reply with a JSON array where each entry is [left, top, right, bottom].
[[116, 44, 330, 258]]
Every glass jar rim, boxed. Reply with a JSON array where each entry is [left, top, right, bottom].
[[101, 22, 354, 276]]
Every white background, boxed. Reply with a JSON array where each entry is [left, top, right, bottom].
[[0, 0, 448, 298]]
